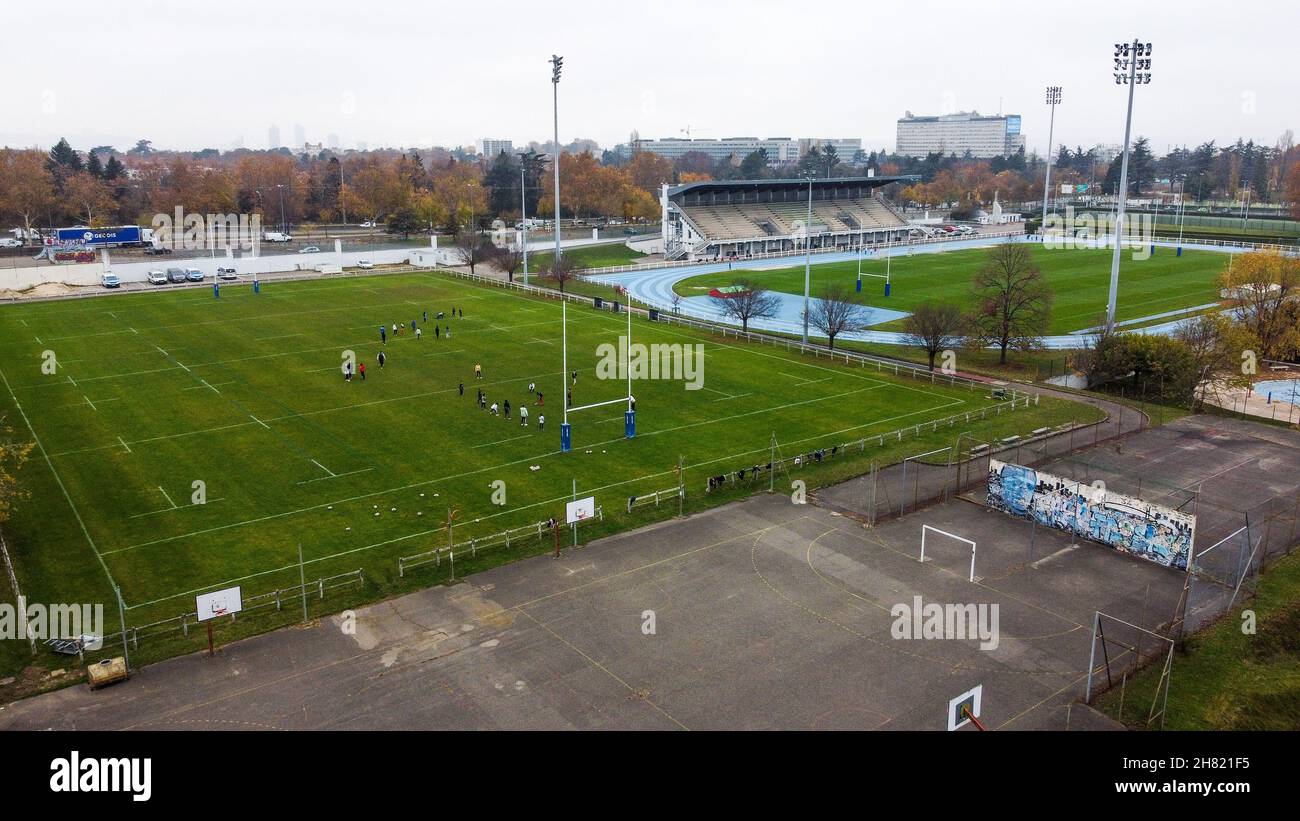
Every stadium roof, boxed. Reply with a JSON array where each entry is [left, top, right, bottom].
[[666, 175, 918, 199]]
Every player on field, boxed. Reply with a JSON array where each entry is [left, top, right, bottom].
[[519, 406, 528, 426]]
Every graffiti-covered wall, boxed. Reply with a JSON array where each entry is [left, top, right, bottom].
[[986, 459, 1195, 570]]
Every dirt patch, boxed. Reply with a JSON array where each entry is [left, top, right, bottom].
[[0, 282, 86, 300]]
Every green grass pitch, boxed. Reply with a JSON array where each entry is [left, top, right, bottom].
[[0, 270, 1098, 664], [673, 244, 1228, 335]]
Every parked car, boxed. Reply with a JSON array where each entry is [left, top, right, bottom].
[[185, 268, 204, 282], [167, 267, 187, 283], [299, 245, 320, 253], [147, 270, 168, 285], [217, 266, 238, 280], [101, 273, 121, 289], [359, 221, 375, 228], [356, 259, 374, 269], [0, 238, 22, 249]]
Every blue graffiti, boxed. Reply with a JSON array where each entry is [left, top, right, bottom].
[[987, 460, 1192, 570]]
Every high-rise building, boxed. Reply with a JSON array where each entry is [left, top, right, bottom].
[[476, 138, 514, 158], [895, 111, 1024, 158], [268, 124, 281, 150]]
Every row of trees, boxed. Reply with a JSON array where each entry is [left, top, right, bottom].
[[707, 244, 1053, 361], [3, 131, 1297, 244]]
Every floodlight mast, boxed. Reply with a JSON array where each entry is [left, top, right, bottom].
[[1041, 86, 1062, 230], [802, 172, 814, 343], [551, 55, 563, 270], [1105, 40, 1153, 332]]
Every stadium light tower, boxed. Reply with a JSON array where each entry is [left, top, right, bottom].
[[550, 55, 564, 270], [518, 153, 541, 286], [1105, 40, 1153, 332], [1041, 86, 1062, 230], [802, 172, 815, 344]]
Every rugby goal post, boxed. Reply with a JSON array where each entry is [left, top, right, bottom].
[[559, 299, 636, 452], [920, 525, 978, 582]]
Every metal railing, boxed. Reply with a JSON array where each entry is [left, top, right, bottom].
[[584, 227, 1027, 276], [94, 569, 365, 656], [398, 509, 604, 578]]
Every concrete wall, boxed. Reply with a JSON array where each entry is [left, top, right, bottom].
[[0, 244, 416, 291]]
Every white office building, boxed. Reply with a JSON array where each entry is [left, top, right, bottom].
[[895, 111, 1025, 158], [476, 138, 514, 158]]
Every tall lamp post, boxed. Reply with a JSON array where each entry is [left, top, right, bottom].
[[275, 183, 289, 236], [1105, 39, 1153, 332], [1041, 86, 1062, 231], [550, 55, 563, 270], [519, 152, 547, 286], [801, 172, 816, 344]]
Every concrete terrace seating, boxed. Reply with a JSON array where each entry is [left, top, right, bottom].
[[680, 196, 904, 242]]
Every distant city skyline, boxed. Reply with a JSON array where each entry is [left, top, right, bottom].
[[3, 0, 1295, 158]]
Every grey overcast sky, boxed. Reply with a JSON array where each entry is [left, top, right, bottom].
[[4, 0, 1296, 156]]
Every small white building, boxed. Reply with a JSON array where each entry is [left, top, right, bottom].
[[977, 192, 1022, 225]]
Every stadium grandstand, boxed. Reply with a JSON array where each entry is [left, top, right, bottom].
[[659, 176, 918, 261]]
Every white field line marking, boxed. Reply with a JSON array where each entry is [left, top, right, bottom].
[[183, 381, 234, 391], [118, 436, 131, 453], [109, 382, 927, 557], [200, 379, 221, 393], [83, 395, 98, 411], [18, 318, 27, 326], [254, 332, 305, 341], [711, 392, 753, 403], [157, 486, 178, 509], [34, 335, 43, 345], [528, 337, 555, 345], [66, 374, 77, 388], [154, 345, 190, 372], [51, 420, 259, 457], [48, 370, 557, 457], [473, 433, 532, 448], [128, 498, 225, 520], [296, 467, 374, 486], [45, 297, 431, 339], [0, 369, 117, 589], [249, 414, 270, 429], [16, 336, 430, 389], [310, 459, 337, 477]]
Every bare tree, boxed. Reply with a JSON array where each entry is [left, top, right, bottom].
[[903, 300, 966, 370], [968, 243, 1052, 365], [709, 280, 781, 333], [669, 291, 683, 316], [805, 284, 868, 350], [453, 226, 494, 275], [548, 253, 577, 293], [495, 245, 525, 282]]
